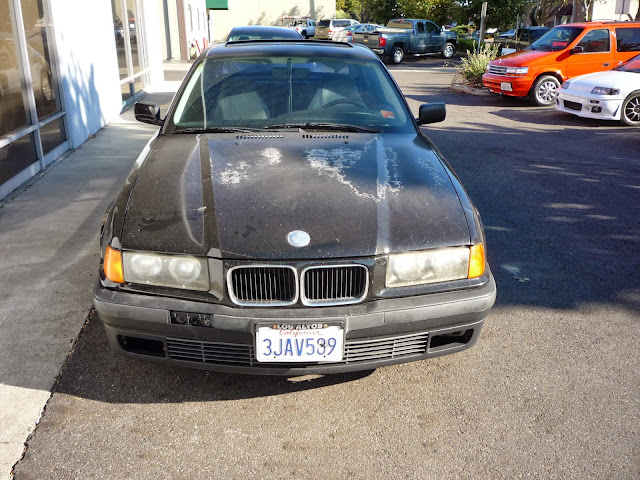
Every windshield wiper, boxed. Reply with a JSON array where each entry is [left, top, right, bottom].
[[173, 127, 262, 134], [263, 123, 381, 133]]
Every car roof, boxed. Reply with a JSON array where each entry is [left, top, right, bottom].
[[555, 21, 640, 28], [204, 40, 378, 61]]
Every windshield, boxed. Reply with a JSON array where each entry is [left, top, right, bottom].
[[531, 26, 583, 51], [387, 21, 413, 30], [615, 54, 640, 72], [227, 30, 300, 41], [167, 53, 413, 134]]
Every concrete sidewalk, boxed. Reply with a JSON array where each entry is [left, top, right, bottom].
[[0, 63, 187, 480]]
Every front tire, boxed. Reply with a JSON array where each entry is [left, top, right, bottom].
[[301, 30, 308, 39], [530, 75, 560, 106], [441, 42, 455, 59], [391, 46, 404, 64], [620, 91, 640, 126]]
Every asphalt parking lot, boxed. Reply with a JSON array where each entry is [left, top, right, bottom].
[[13, 57, 640, 479]]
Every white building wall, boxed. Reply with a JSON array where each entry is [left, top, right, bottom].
[[210, 0, 336, 42], [48, 0, 165, 149], [141, 0, 165, 85], [593, 0, 639, 20], [49, 0, 122, 148], [184, 0, 209, 56]]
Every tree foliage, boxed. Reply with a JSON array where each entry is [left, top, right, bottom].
[[397, 0, 456, 27], [457, 0, 532, 30]]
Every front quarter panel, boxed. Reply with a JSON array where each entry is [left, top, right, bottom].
[[100, 131, 159, 260]]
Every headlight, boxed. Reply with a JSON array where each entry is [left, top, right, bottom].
[[122, 251, 210, 291], [505, 67, 528, 75], [561, 81, 570, 89], [386, 245, 485, 288], [591, 87, 620, 95]]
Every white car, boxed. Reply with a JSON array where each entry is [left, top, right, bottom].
[[555, 53, 640, 126], [333, 23, 380, 43]]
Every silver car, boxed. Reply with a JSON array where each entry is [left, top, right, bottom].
[[333, 23, 381, 43], [315, 18, 359, 40]]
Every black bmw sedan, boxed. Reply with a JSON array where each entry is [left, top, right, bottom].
[[95, 39, 496, 375]]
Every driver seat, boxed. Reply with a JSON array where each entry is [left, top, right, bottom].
[[308, 75, 362, 110]]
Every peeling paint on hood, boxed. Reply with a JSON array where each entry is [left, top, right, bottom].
[[121, 133, 471, 260]]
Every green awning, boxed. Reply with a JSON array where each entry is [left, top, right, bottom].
[[206, 0, 228, 9]]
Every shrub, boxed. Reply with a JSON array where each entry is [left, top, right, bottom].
[[458, 43, 499, 87], [457, 37, 479, 53], [450, 25, 472, 36]]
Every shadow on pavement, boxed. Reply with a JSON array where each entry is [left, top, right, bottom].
[[55, 309, 375, 404]]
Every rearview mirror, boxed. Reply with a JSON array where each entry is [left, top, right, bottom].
[[134, 102, 163, 126], [418, 103, 446, 125], [570, 46, 584, 55]]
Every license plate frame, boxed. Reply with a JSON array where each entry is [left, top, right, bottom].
[[255, 323, 344, 363]]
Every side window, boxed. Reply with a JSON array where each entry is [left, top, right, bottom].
[[426, 22, 439, 35], [577, 29, 610, 53], [416, 22, 425, 34], [616, 27, 640, 52]]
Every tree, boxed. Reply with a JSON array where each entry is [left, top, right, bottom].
[[532, 0, 568, 26], [358, 0, 401, 24], [459, 0, 532, 30], [397, 0, 457, 27]]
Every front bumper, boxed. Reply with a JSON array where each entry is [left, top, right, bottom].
[[555, 91, 623, 121], [482, 73, 532, 97], [94, 272, 496, 375]]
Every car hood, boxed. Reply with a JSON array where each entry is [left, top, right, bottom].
[[493, 49, 562, 66], [120, 133, 470, 260], [565, 70, 639, 92]]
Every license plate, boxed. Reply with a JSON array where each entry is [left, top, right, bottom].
[[256, 324, 344, 363], [501, 82, 513, 92]]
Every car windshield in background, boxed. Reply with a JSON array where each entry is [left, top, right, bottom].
[[168, 53, 412, 134], [531, 26, 583, 51], [615, 54, 640, 72], [227, 27, 301, 41]]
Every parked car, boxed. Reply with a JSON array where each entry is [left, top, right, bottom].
[[353, 18, 458, 64], [95, 40, 496, 375], [315, 18, 359, 40], [494, 26, 550, 55], [333, 23, 381, 43], [286, 17, 316, 38], [483, 21, 640, 106], [0, 37, 52, 107], [227, 26, 302, 41], [555, 53, 640, 126]]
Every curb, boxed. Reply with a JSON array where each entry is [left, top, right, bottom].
[[449, 82, 492, 96]]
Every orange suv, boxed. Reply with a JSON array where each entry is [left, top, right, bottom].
[[483, 22, 640, 106]]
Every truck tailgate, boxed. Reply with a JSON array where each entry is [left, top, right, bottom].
[[354, 32, 380, 49]]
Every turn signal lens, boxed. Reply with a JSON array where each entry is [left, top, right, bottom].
[[468, 244, 486, 279], [104, 246, 124, 284]]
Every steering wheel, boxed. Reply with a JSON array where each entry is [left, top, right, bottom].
[[321, 98, 366, 109]]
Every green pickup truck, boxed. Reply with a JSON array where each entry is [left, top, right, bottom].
[[354, 18, 457, 64]]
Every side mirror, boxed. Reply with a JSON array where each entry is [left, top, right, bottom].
[[134, 102, 163, 125], [570, 45, 583, 55], [418, 103, 446, 125]]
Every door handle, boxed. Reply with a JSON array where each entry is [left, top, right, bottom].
[[602, 63, 610, 67]]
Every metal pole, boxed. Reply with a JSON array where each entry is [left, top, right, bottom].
[[477, 2, 487, 53]]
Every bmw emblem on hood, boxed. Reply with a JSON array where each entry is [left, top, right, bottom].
[[287, 230, 310, 247]]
